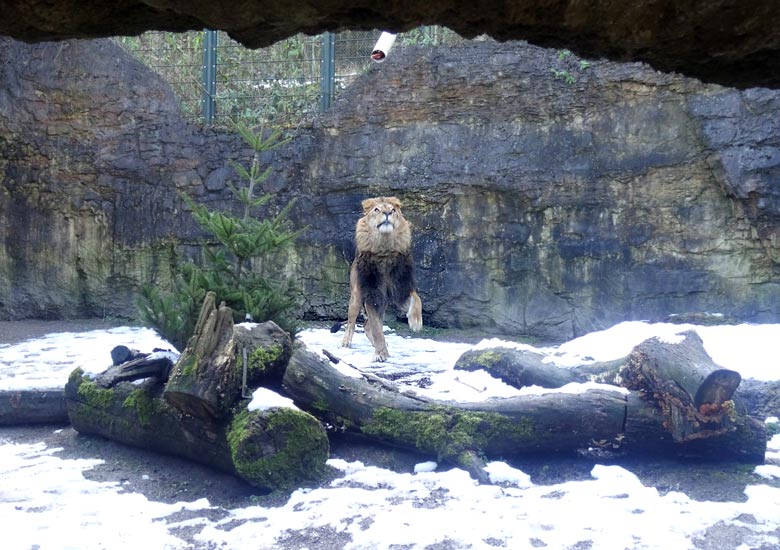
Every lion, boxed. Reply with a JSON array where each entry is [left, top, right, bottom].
[[341, 196, 423, 361]]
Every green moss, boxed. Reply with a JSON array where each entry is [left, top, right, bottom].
[[227, 407, 329, 491], [248, 344, 283, 375], [180, 354, 199, 377], [122, 389, 161, 428], [68, 367, 85, 385], [362, 407, 536, 460], [470, 350, 503, 369], [76, 378, 115, 410], [312, 399, 330, 413]]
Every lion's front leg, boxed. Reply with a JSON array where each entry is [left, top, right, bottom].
[[406, 290, 423, 332], [364, 303, 389, 362], [341, 263, 361, 348]]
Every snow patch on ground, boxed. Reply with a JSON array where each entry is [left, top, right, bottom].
[[2, 321, 780, 549]]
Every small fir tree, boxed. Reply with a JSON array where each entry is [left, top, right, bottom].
[[138, 122, 301, 350]]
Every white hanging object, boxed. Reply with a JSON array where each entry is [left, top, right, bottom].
[[371, 32, 397, 63]]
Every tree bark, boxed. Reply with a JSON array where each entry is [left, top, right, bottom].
[[64, 369, 329, 490], [94, 352, 175, 388], [0, 389, 68, 424], [163, 292, 240, 419]]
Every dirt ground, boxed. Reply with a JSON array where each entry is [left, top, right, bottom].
[[2, 319, 779, 549]]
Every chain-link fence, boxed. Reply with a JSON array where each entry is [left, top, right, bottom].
[[116, 27, 461, 128]]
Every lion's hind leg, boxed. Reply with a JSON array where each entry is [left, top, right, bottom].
[[406, 290, 423, 332]]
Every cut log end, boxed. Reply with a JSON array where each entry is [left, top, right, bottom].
[[227, 407, 330, 490]]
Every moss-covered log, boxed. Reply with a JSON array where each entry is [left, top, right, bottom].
[[284, 344, 767, 464], [65, 368, 329, 490], [0, 389, 68, 425], [232, 321, 292, 390], [163, 293, 293, 420], [283, 346, 628, 463]]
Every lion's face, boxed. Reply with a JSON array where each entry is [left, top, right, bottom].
[[364, 197, 402, 234], [355, 196, 412, 254]]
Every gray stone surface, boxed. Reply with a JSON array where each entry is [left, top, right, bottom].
[[1, 38, 780, 341]]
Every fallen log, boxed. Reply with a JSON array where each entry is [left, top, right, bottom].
[[620, 331, 766, 461], [0, 389, 68, 424], [283, 343, 767, 464], [738, 379, 780, 420], [455, 347, 628, 389], [454, 347, 580, 388], [65, 368, 329, 490], [285, 346, 626, 462], [94, 350, 178, 388]]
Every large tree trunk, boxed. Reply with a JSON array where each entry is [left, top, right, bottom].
[[283, 339, 767, 464], [65, 366, 329, 491]]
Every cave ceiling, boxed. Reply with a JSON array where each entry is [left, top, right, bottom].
[[0, 0, 778, 89]]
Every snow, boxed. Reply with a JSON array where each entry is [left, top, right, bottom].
[[248, 387, 300, 411], [1, 320, 780, 549], [413, 460, 438, 473], [0, 326, 174, 391]]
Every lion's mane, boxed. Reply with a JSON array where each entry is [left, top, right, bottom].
[[354, 197, 415, 313]]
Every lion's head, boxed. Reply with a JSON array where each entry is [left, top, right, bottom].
[[355, 196, 412, 255]]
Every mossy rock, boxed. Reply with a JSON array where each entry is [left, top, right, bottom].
[[227, 405, 329, 491]]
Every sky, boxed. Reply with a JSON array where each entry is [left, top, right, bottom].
[[1, 321, 780, 550]]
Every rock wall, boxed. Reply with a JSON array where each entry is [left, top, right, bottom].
[[0, 38, 244, 318], [1, 38, 779, 341]]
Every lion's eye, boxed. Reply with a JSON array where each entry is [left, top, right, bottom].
[[374, 207, 380, 212]]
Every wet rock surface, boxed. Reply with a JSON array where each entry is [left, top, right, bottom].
[[2, 39, 780, 341]]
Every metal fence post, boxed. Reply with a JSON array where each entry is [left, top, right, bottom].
[[202, 30, 218, 124], [319, 32, 336, 111]]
